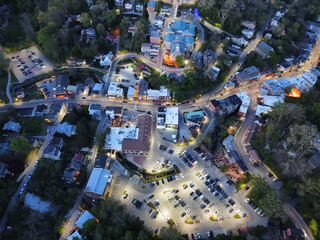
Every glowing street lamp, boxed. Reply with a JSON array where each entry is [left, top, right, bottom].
[[184, 60, 189, 65]]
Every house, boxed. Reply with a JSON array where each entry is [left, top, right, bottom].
[[94, 154, 108, 169], [147, 89, 160, 101], [160, 6, 170, 15], [185, 110, 204, 127], [16, 91, 25, 99], [67, 58, 86, 66], [135, 2, 143, 11], [16, 108, 35, 118], [240, 20, 256, 30], [127, 85, 138, 100], [150, 31, 161, 45], [63, 154, 83, 182], [66, 85, 78, 95], [124, 1, 133, 10], [85, 168, 113, 198], [89, 103, 102, 119], [53, 75, 70, 98], [141, 43, 152, 53], [236, 92, 251, 116], [235, 66, 261, 84], [107, 82, 124, 98], [244, 122, 259, 145], [0, 162, 10, 178], [81, 28, 97, 42], [156, 107, 166, 129], [45, 103, 67, 123], [49, 137, 64, 149], [27, 136, 39, 148], [248, 150, 262, 165], [155, 16, 164, 28], [73, 153, 86, 164], [255, 105, 271, 116], [256, 41, 274, 58], [91, 83, 103, 97], [0, 142, 11, 156], [35, 104, 51, 116], [78, 84, 90, 97], [232, 37, 248, 47], [43, 145, 62, 160], [147, 1, 156, 13], [194, 53, 205, 69], [100, 51, 113, 66], [165, 107, 179, 128], [242, 29, 254, 39], [114, 0, 124, 6], [208, 66, 220, 81], [138, 79, 149, 100], [67, 231, 82, 240], [75, 211, 95, 229], [57, 122, 76, 137], [3, 121, 21, 133], [209, 95, 242, 116], [225, 81, 235, 91]]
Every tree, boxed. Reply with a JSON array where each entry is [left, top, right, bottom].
[[0, 54, 9, 75], [268, 51, 281, 66], [81, 12, 92, 28], [175, 55, 185, 67], [10, 136, 32, 156], [96, 23, 105, 37], [159, 226, 185, 240]]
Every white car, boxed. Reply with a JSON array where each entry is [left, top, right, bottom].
[[186, 207, 191, 212]]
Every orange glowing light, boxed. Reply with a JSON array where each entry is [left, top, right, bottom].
[[288, 87, 301, 98]]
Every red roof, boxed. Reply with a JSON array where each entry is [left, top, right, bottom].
[[74, 153, 84, 162]]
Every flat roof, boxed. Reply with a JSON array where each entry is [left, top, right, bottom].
[[75, 210, 95, 229], [236, 92, 251, 115], [105, 125, 139, 150], [85, 168, 112, 195], [263, 95, 284, 107], [165, 107, 179, 125], [92, 83, 103, 91], [256, 105, 271, 116]]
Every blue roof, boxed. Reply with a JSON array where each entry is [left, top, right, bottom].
[[172, 20, 195, 36], [170, 42, 186, 54], [184, 35, 194, 44], [147, 1, 156, 8], [164, 34, 174, 42], [186, 111, 204, 120]]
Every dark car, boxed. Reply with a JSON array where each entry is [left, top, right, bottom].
[[190, 192, 194, 196], [200, 204, 206, 209], [193, 196, 198, 200]]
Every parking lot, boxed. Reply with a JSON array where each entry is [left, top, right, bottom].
[[36, 77, 55, 99], [117, 148, 267, 239], [113, 64, 140, 87], [8, 46, 54, 82]]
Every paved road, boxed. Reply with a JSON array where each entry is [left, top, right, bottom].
[[6, 70, 12, 104]]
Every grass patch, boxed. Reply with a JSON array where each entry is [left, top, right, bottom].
[[0, 74, 8, 103], [15, 116, 47, 136], [209, 215, 218, 221], [234, 213, 242, 219], [22, 85, 44, 102], [10, 71, 19, 83]]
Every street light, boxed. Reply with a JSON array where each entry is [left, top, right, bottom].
[[184, 60, 189, 65]]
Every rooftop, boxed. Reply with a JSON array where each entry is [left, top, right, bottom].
[[263, 95, 284, 107], [108, 82, 123, 96], [3, 121, 21, 132], [236, 92, 251, 115], [165, 107, 179, 125], [57, 122, 76, 137], [75, 210, 95, 229], [85, 168, 112, 195], [106, 125, 139, 150], [256, 41, 274, 55]]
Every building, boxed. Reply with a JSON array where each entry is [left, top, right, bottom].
[[81, 28, 97, 43], [35, 104, 51, 116], [43, 145, 62, 160], [73, 153, 86, 164], [147, 1, 156, 13], [156, 107, 166, 129], [91, 83, 103, 97], [150, 31, 161, 45], [147, 89, 160, 101], [155, 16, 164, 28], [85, 168, 113, 199], [135, 2, 143, 11], [159, 86, 170, 102], [244, 122, 259, 145], [308, 151, 320, 169], [262, 95, 284, 107], [259, 80, 285, 98], [54, 75, 70, 98], [67, 231, 82, 240], [100, 51, 113, 66], [138, 79, 148, 100], [141, 43, 152, 53], [0, 142, 11, 156], [255, 105, 271, 116], [127, 86, 138, 100], [208, 66, 220, 81], [235, 66, 261, 84], [75, 211, 95, 229], [49, 137, 65, 149], [16, 108, 35, 118], [3, 121, 21, 133], [78, 84, 90, 97], [236, 92, 251, 116], [185, 110, 204, 127], [94, 154, 108, 169], [105, 107, 123, 120], [67, 58, 86, 66], [107, 82, 124, 98], [45, 103, 67, 123], [63, 156, 82, 183], [124, 1, 132, 10], [165, 107, 179, 128], [256, 41, 274, 58], [0, 162, 10, 178], [114, 0, 124, 6], [240, 20, 256, 30], [66, 85, 78, 95], [209, 95, 242, 116], [89, 103, 102, 119], [57, 122, 76, 137], [242, 29, 254, 39], [248, 150, 262, 165]]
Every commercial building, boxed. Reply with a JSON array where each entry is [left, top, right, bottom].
[[185, 110, 204, 127], [209, 95, 242, 116], [108, 82, 124, 98], [259, 80, 285, 98], [262, 95, 284, 107], [235, 66, 261, 84], [165, 107, 179, 128], [85, 168, 113, 199], [127, 85, 138, 100], [91, 83, 103, 97], [156, 107, 166, 129], [66, 85, 78, 95]]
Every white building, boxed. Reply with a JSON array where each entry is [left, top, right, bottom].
[[107, 82, 124, 98], [255, 105, 271, 116], [105, 125, 139, 150], [236, 92, 251, 116], [259, 79, 285, 98], [147, 89, 160, 101], [84, 168, 113, 199], [165, 107, 179, 128], [262, 95, 284, 107], [100, 51, 113, 67], [91, 83, 103, 97], [242, 29, 254, 39]]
